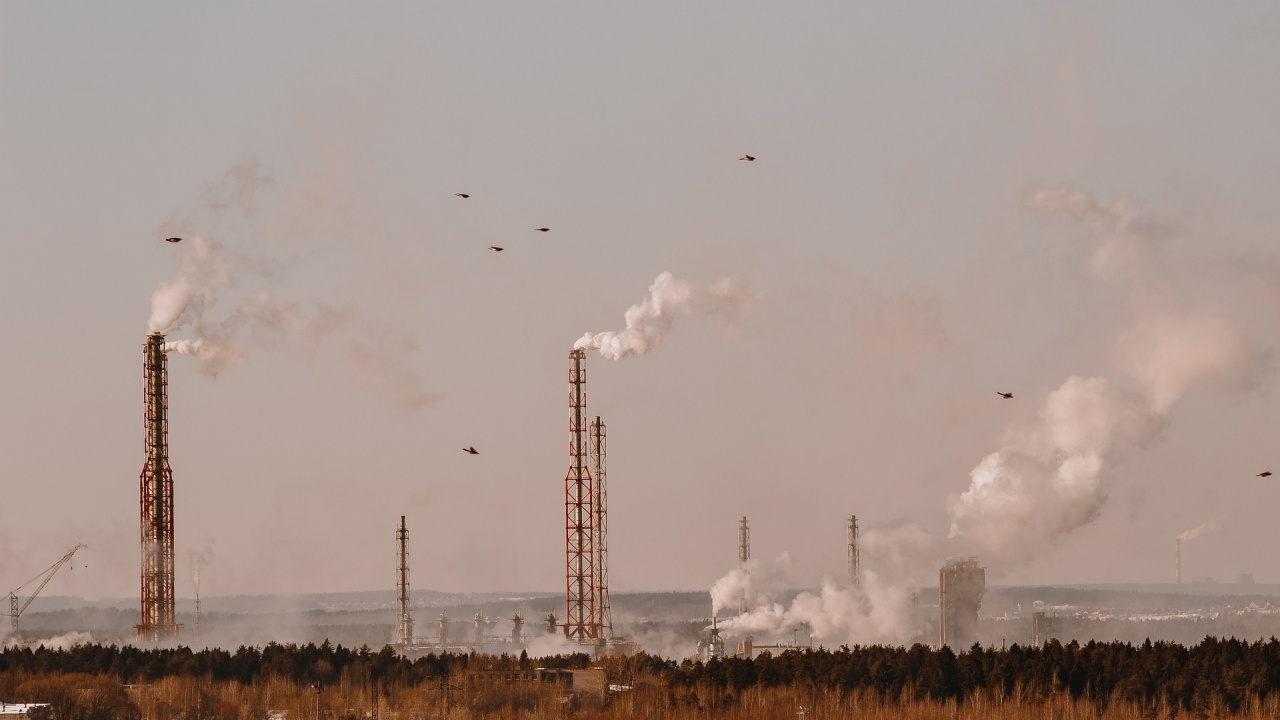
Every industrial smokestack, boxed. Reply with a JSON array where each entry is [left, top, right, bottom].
[[511, 612, 524, 644], [590, 416, 613, 640], [1175, 538, 1181, 584], [738, 516, 750, 616], [562, 349, 597, 641], [135, 333, 182, 642], [848, 515, 860, 587], [396, 516, 413, 646]]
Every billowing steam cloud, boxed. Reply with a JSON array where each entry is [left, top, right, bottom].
[[148, 236, 236, 336], [1177, 518, 1222, 543], [943, 188, 1260, 573], [573, 271, 751, 360], [706, 186, 1268, 647], [710, 556, 922, 647]]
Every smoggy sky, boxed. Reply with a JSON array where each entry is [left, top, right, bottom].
[[1, 3, 1278, 604]]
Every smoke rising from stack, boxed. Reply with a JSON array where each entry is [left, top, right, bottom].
[[148, 163, 438, 408], [1178, 518, 1222, 542], [573, 271, 752, 360], [708, 186, 1271, 646], [189, 543, 216, 594]]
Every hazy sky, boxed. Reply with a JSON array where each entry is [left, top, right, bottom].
[[1, 3, 1278, 604]]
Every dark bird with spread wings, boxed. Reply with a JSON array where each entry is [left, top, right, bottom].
[[740, 155, 755, 161], [464, 447, 479, 455], [164, 237, 182, 243], [1259, 471, 1272, 478], [455, 193, 470, 198], [997, 392, 1013, 399], [489, 246, 504, 252], [535, 228, 550, 232]]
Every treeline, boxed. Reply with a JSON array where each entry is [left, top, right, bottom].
[[0, 641, 602, 686], [675, 637, 1280, 715], [5, 638, 1280, 717]]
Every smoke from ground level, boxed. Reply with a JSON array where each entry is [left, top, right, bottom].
[[708, 186, 1271, 646]]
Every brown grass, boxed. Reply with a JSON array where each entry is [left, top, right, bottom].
[[8, 669, 1280, 720]]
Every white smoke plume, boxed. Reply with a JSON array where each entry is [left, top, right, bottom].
[[709, 555, 792, 617], [573, 271, 752, 360], [202, 160, 270, 217], [147, 236, 238, 335], [1, 631, 94, 651], [190, 542, 216, 594], [710, 186, 1269, 645], [709, 555, 921, 647], [1027, 185, 1178, 280], [147, 165, 440, 407], [942, 189, 1260, 574], [944, 374, 1153, 570], [1177, 518, 1222, 543]]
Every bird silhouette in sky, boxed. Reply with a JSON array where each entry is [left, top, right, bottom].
[[455, 193, 470, 198], [535, 228, 550, 232], [1258, 471, 1272, 478], [463, 447, 479, 455], [740, 155, 756, 161], [488, 246, 504, 252], [164, 237, 182, 243], [997, 392, 1014, 399]]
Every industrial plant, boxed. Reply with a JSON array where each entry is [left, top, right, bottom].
[[0, 325, 1221, 661]]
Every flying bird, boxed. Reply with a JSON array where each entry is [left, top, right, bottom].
[[1258, 471, 1272, 478], [488, 246, 504, 252], [464, 447, 479, 455], [455, 193, 470, 198], [535, 228, 550, 232], [997, 392, 1014, 399], [164, 237, 182, 243], [740, 155, 755, 161]]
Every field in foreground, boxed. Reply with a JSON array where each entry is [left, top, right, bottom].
[[5, 637, 1280, 718]]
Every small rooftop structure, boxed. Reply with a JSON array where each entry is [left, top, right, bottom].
[[0, 702, 49, 716]]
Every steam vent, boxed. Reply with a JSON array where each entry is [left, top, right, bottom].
[[939, 557, 984, 649]]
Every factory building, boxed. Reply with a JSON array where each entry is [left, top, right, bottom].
[[939, 558, 985, 649]]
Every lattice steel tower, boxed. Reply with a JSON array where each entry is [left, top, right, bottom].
[[590, 416, 612, 640], [738, 516, 750, 615], [136, 333, 181, 642], [396, 515, 414, 646], [848, 515, 860, 587], [563, 349, 597, 641]]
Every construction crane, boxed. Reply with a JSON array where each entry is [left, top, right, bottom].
[[7, 544, 87, 635]]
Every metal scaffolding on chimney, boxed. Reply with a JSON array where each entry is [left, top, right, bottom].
[[396, 515, 414, 646], [590, 416, 612, 640], [136, 333, 181, 642], [563, 349, 597, 641]]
